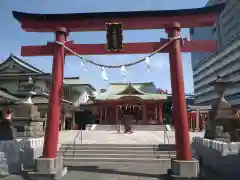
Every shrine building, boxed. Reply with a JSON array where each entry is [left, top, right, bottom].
[[91, 82, 168, 125]]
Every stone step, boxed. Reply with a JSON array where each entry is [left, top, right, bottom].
[[63, 161, 171, 175], [62, 157, 171, 164], [60, 143, 175, 147], [58, 149, 176, 155], [58, 153, 176, 159], [59, 147, 175, 152], [59, 144, 176, 151]]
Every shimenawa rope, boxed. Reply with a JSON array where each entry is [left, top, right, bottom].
[[55, 36, 181, 69]]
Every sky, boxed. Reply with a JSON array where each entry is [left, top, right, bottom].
[[0, 0, 208, 93]]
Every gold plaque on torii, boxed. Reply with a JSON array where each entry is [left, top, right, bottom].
[[106, 23, 123, 51]]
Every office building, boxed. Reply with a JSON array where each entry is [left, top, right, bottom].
[[190, 0, 240, 106]]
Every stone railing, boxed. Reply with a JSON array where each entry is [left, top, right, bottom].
[[192, 136, 240, 177], [0, 137, 45, 176], [192, 137, 239, 155]]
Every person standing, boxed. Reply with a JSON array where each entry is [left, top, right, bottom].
[[4, 108, 12, 123]]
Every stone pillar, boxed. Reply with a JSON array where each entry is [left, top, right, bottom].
[[72, 111, 75, 128], [189, 113, 193, 131], [61, 114, 65, 131]]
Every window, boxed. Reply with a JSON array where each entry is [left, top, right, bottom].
[[18, 79, 28, 84], [190, 28, 194, 36], [212, 27, 217, 34], [15, 126, 25, 132]]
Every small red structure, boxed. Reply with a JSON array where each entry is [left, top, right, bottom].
[[12, 3, 224, 177], [188, 105, 211, 131]]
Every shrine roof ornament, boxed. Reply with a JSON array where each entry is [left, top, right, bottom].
[[12, 3, 225, 32], [116, 83, 145, 95]]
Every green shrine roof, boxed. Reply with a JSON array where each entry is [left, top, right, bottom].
[[94, 82, 167, 101]]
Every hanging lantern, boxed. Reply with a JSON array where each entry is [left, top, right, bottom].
[[101, 67, 108, 81]]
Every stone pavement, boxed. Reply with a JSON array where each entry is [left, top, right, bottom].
[[58, 130, 205, 144], [2, 162, 230, 180], [0, 163, 166, 180]]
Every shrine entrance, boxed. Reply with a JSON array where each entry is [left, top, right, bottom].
[[12, 3, 224, 178], [119, 105, 142, 124]]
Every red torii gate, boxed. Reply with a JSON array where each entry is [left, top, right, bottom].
[[12, 3, 224, 178]]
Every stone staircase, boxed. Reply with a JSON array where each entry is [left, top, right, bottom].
[[57, 143, 176, 166]]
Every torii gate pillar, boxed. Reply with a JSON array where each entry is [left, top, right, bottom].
[[166, 22, 199, 178], [43, 27, 67, 158], [34, 28, 68, 178]]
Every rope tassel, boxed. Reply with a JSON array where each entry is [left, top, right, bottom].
[[120, 66, 127, 82], [145, 57, 150, 72], [81, 61, 87, 72], [101, 67, 108, 81]]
